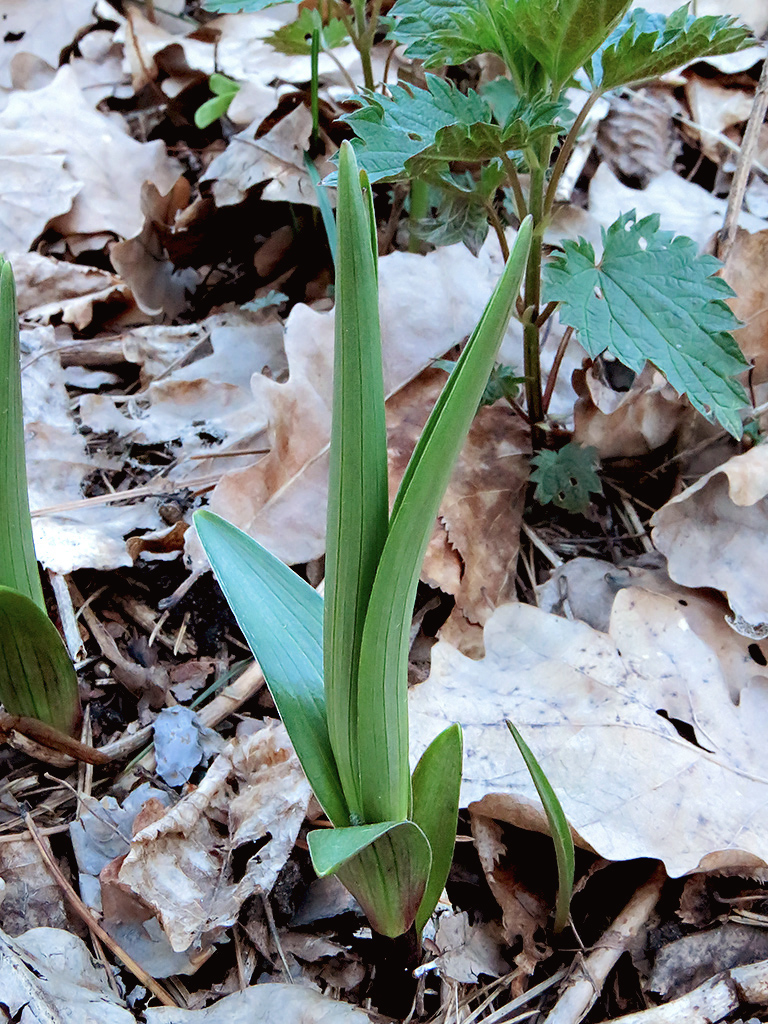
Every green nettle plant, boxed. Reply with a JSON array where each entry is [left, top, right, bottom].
[[195, 143, 534, 945], [342, 1, 754, 451], [0, 258, 81, 736]]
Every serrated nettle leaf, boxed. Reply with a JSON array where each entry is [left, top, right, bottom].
[[411, 724, 462, 933], [0, 588, 80, 734], [531, 443, 603, 514], [590, 5, 754, 91], [498, 0, 631, 89], [350, 218, 533, 824], [309, 821, 432, 937], [342, 76, 562, 184], [390, 0, 543, 93], [507, 721, 575, 933], [193, 510, 350, 828], [266, 8, 349, 55], [543, 211, 749, 437], [325, 143, 391, 820], [413, 192, 492, 257]]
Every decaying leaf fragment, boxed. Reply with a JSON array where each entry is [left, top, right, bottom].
[[409, 587, 768, 876]]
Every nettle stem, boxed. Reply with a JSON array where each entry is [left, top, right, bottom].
[[350, 0, 380, 91]]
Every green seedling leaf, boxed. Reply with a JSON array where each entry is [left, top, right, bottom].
[[506, 721, 575, 934], [0, 588, 80, 734], [309, 820, 431, 938], [531, 443, 602, 513], [266, 8, 349, 54], [340, 76, 563, 184], [411, 724, 462, 934], [193, 510, 349, 827], [351, 217, 533, 824], [324, 142, 391, 820], [590, 5, 754, 92], [194, 74, 240, 129], [435, 359, 525, 408], [543, 211, 749, 437]]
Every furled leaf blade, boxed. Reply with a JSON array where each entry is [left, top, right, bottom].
[[0, 587, 80, 734], [309, 821, 432, 938], [531, 443, 602, 514], [591, 6, 754, 91], [193, 510, 349, 827], [352, 218, 533, 824], [325, 143, 390, 819], [0, 260, 45, 610], [411, 724, 462, 934], [507, 721, 575, 933], [543, 212, 749, 436]]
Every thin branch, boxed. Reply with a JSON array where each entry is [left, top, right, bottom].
[[717, 56, 768, 263], [544, 91, 603, 216], [536, 301, 559, 328], [542, 325, 574, 415], [501, 152, 528, 221], [487, 202, 510, 261], [24, 813, 179, 1008]]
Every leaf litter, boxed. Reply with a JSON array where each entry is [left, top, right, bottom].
[[4, 1, 768, 1022]]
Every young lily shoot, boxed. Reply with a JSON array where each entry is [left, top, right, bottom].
[[195, 143, 533, 941], [0, 257, 81, 736]]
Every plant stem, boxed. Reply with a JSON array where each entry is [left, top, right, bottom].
[[536, 301, 558, 328], [487, 201, 510, 261], [544, 90, 602, 216], [409, 178, 429, 252], [501, 152, 528, 221], [351, 0, 375, 90], [522, 158, 547, 446], [542, 325, 573, 415], [310, 29, 320, 152]]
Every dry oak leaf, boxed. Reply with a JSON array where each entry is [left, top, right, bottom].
[[0, 66, 179, 240], [0, 0, 98, 88], [13, 251, 129, 330], [0, 140, 79, 254], [409, 588, 768, 876], [719, 227, 768, 384], [651, 444, 768, 627], [387, 369, 529, 624]]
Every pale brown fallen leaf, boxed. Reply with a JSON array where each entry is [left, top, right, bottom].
[[470, 814, 551, 974], [203, 104, 332, 208], [0, 66, 179, 240], [596, 87, 682, 187], [409, 587, 768, 876], [0, 141, 80, 253], [0, 839, 68, 934], [110, 178, 199, 318], [13, 252, 130, 330], [588, 164, 767, 248], [719, 227, 768, 383], [573, 362, 690, 458], [433, 911, 510, 984], [651, 444, 768, 626], [0, 0, 98, 88], [118, 720, 311, 955], [685, 77, 754, 164]]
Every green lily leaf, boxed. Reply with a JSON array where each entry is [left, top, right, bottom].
[[340, 76, 563, 184], [543, 211, 748, 437], [324, 142, 391, 820], [0, 588, 80, 734], [590, 6, 754, 91], [309, 820, 432, 938], [351, 217, 533, 825], [0, 260, 44, 609], [412, 724, 462, 933], [266, 8, 349, 55], [507, 721, 575, 933], [193, 510, 349, 827]]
